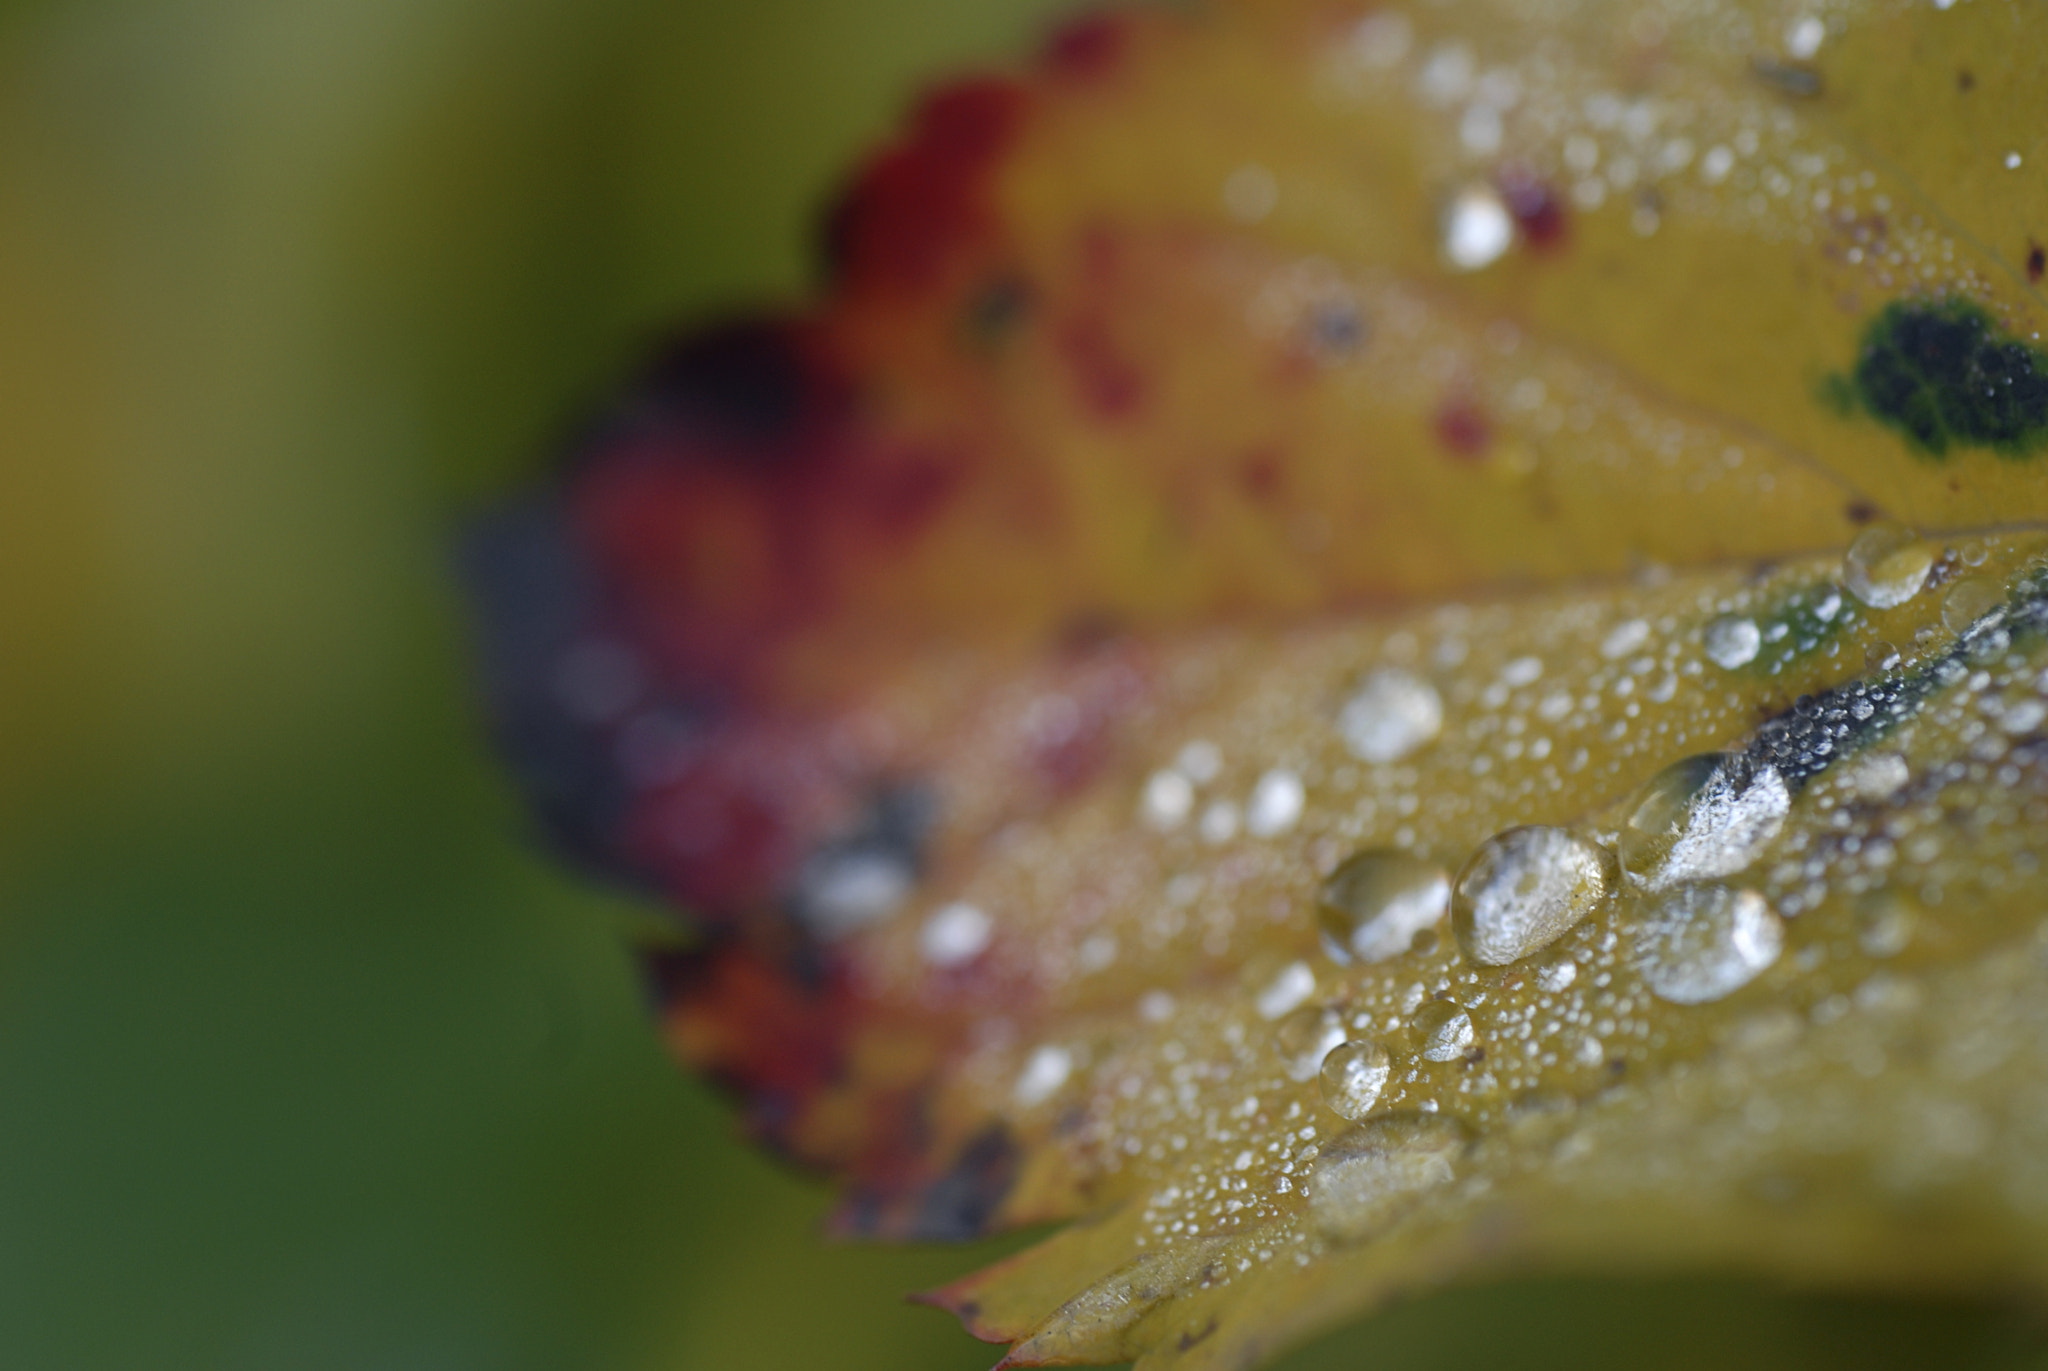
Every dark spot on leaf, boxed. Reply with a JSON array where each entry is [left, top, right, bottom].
[[1839, 299, 2048, 459], [1957, 67, 1976, 92], [1498, 164, 1568, 251], [1749, 57, 1823, 98], [1844, 499, 1880, 525], [907, 1125, 1022, 1240], [965, 275, 1034, 349], [2028, 243, 2045, 285], [1177, 1318, 1220, 1351]]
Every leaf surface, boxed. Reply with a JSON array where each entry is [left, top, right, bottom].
[[464, 0, 2048, 1365]]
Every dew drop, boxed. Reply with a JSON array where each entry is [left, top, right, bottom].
[[1318, 849, 1452, 963], [1940, 575, 2005, 636], [1855, 888, 1917, 958], [1535, 954, 1578, 993], [1308, 1113, 1467, 1244], [1246, 767, 1306, 836], [1338, 668, 1444, 763], [1276, 1006, 1350, 1081], [920, 901, 993, 966], [1601, 618, 1651, 659], [1411, 998, 1475, 1061], [1318, 1039, 1393, 1120], [1633, 882, 1784, 1004], [1617, 753, 1789, 890], [1703, 614, 1762, 669], [1013, 1045, 1073, 1107], [1451, 825, 1617, 966], [1440, 183, 1513, 271], [1844, 523, 1933, 610], [1141, 769, 1194, 829], [1257, 960, 1318, 1020]]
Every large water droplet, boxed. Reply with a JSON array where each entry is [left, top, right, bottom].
[[1617, 753, 1789, 890], [1703, 614, 1762, 669], [1855, 888, 1917, 958], [1451, 826, 1617, 966], [1411, 998, 1475, 1061], [1276, 1006, 1350, 1081], [1337, 668, 1444, 763], [1318, 849, 1451, 963], [1844, 522, 1933, 610], [1308, 1113, 1467, 1244], [1633, 882, 1784, 1004], [1318, 1039, 1393, 1120]]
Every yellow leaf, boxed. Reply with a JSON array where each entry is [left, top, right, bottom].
[[465, 0, 2048, 1365]]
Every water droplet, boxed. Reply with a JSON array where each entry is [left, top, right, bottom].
[[1856, 889, 1917, 958], [1246, 767, 1306, 836], [1318, 1040, 1393, 1120], [1141, 769, 1194, 829], [1199, 799, 1240, 844], [1441, 183, 1513, 271], [1784, 14, 1824, 58], [1411, 998, 1475, 1061], [1014, 1045, 1073, 1107], [1338, 668, 1444, 763], [1601, 618, 1651, 659], [920, 901, 992, 966], [1703, 614, 1762, 668], [1844, 523, 1933, 610], [1257, 960, 1318, 1019], [1535, 954, 1578, 992], [1308, 1113, 1466, 1243], [1865, 640, 1902, 671], [1318, 849, 1452, 963], [1451, 826, 1617, 966], [1617, 753, 1789, 890], [1177, 740, 1223, 782], [1941, 575, 2005, 636], [1278, 1007, 1350, 1081], [797, 848, 915, 937], [1633, 882, 1784, 1004], [1841, 750, 1909, 801]]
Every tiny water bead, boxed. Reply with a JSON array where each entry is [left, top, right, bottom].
[[1844, 522, 1934, 610], [1337, 667, 1444, 763], [1617, 753, 1790, 890], [1451, 825, 1617, 966], [1308, 1113, 1467, 1244], [921, 901, 993, 966], [1703, 613, 1762, 668], [1855, 889, 1917, 958], [1318, 849, 1451, 963], [1247, 767, 1306, 836], [1632, 882, 1785, 1004], [1411, 998, 1475, 1061], [1318, 1039, 1393, 1120], [1440, 182, 1513, 271], [1277, 1006, 1351, 1081]]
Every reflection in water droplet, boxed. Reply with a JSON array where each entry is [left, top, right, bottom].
[[1014, 1045, 1073, 1107], [1451, 826, 1616, 965], [1941, 576, 2005, 636], [1319, 849, 1451, 963], [1617, 753, 1789, 890], [1844, 522, 1933, 609], [1318, 1039, 1393, 1120], [1634, 882, 1784, 1004], [1276, 1006, 1350, 1081], [1337, 668, 1444, 763], [1412, 999, 1475, 1061], [920, 901, 992, 966], [1535, 953, 1578, 993], [1856, 888, 1917, 958], [1703, 614, 1762, 668], [1309, 1113, 1466, 1243]]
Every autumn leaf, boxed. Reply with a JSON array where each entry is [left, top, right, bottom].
[[463, 0, 2048, 1366]]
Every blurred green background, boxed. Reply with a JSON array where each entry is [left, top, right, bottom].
[[2, 0, 2046, 1366]]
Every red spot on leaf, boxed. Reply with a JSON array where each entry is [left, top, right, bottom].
[[1498, 165, 1569, 252], [1042, 12, 1129, 81], [822, 78, 1029, 296], [1434, 397, 1493, 458]]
